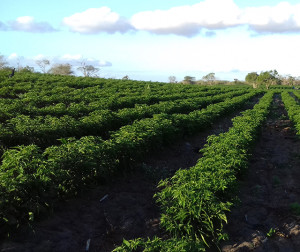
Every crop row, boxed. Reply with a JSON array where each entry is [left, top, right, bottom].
[[0, 90, 260, 235], [0, 74, 176, 97], [0, 73, 204, 91], [0, 90, 249, 147], [290, 90, 300, 103], [281, 91, 300, 135], [114, 91, 274, 251], [0, 87, 242, 122], [1, 73, 239, 99]]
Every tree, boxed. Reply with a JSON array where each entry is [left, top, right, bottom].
[[49, 63, 73, 75], [257, 70, 281, 89], [36, 59, 50, 73], [0, 55, 7, 69], [19, 66, 34, 73], [77, 61, 99, 77], [245, 72, 259, 88], [287, 76, 295, 86], [168, 76, 177, 83], [245, 72, 258, 83], [183, 76, 195, 84], [202, 72, 216, 85], [281, 75, 296, 86]]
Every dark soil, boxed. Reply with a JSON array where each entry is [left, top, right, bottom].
[[221, 95, 300, 252], [0, 98, 259, 252]]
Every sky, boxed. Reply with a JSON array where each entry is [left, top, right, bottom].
[[1, 0, 300, 82]]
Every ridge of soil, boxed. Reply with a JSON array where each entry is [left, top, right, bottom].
[[221, 95, 300, 252], [0, 98, 259, 252]]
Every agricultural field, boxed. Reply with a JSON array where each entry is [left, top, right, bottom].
[[0, 72, 299, 251]]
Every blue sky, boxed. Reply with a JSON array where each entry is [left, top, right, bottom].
[[1, 0, 300, 82]]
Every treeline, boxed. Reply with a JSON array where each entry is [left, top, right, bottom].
[[0, 54, 100, 77], [245, 70, 300, 88], [173, 70, 300, 88]]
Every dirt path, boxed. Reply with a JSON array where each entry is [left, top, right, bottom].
[[221, 95, 300, 252], [0, 98, 259, 252]]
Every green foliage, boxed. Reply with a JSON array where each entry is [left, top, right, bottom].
[[114, 91, 273, 250], [0, 89, 250, 147], [183, 76, 196, 84], [246, 70, 281, 88], [156, 91, 273, 247], [48, 63, 73, 76], [290, 202, 300, 216], [18, 66, 34, 73], [281, 91, 300, 135], [0, 145, 51, 231], [245, 72, 258, 83], [266, 228, 276, 238], [256, 70, 281, 87], [202, 72, 216, 85], [113, 237, 205, 252], [0, 72, 260, 237]]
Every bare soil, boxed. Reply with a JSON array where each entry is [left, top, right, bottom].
[[221, 95, 300, 252], [0, 99, 259, 252]]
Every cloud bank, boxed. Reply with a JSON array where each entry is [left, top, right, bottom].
[[5, 54, 112, 71], [63, 7, 133, 34], [0, 16, 57, 33], [130, 0, 300, 36], [59, 54, 112, 67], [2, 1, 300, 36], [242, 2, 300, 33], [62, 0, 300, 36], [131, 0, 240, 37]]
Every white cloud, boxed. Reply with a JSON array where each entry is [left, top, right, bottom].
[[33, 54, 47, 60], [8, 53, 18, 60], [2, 1, 300, 36], [131, 0, 241, 36], [8, 16, 57, 33], [78, 58, 112, 67], [63, 7, 133, 34], [242, 2, 300, 33], [58, 54, 112, 67], [98, 60, 112, 67], [61, 54, 83, 61], [130, 0, 300, 36]]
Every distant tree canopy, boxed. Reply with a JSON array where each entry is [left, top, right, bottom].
[[257, 70, 280, 85], [245, 72, 259, 83], [245, 70, 281, 89], [183, 76, 196, 84], [168, 76, 177, 83], [281, 75, 296, 86], [36, 59, 50, 73], [0, 55, 7, 69], [202, 72, 216, 85], [49, 63, 73, 76], [77, 61, 99, 77], [19, 66, 34, 73]]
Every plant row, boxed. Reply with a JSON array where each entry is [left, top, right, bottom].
[[1, 72, 237, 100], [0, 90, 260, 235], [0, 90, 249, 147], [0, 87, 240, 122], [0, 72, 219, 93], [281, 91, 300, 135], [114, 91, 274, 251]]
